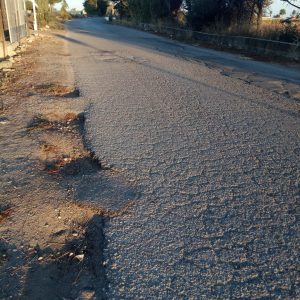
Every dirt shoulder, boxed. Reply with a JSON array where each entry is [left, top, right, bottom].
[[0, 32, 112, 299]]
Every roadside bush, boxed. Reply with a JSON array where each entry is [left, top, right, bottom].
[[83, 0, 108, 16], [276, 24, 300, 43], [26, 0, 33, 10], [36, 0, 70, 27], [192, 18, 300, 44], [37, 0, 51, 26], [60, 0, 71, 20], [252, 21, 300, 43], [124, 0, 181, 22]]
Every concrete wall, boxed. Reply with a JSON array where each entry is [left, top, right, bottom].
[[0, 0, 27, 59], [118, 21, 300, 61]]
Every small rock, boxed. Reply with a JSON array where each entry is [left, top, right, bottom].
[[0, 61, 13, 69], [38, 256, 43, 261], [74, 254, 84, 262], [76, 290, 95, 300], [292, 92, 300, 100], [2, 68, 15, 72]]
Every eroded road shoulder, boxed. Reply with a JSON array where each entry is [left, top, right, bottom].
[[0, 32, 121, 299]]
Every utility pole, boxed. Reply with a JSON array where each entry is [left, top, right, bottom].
[[31, 0, 38, 34]]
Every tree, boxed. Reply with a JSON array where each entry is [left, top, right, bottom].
[[60, 0, 70, 19], [83, 0, 108, 15], [184, 0, 273, 30], [26, 0, 33, 10], [98, 0, 108, 16], [37, 0, 51, 25], [279, 8, 287, 15], [113, 0, 129, 19], [83, 0, 97, 14], [113, 0, 183, 21]]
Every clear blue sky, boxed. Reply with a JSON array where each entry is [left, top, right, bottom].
[[60, 0, 300, 15]]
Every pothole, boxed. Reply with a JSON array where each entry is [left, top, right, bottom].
[[32, 83, 80, 98], [63, 88, 80, 98], [44, 151, 101, 176], [28, 110, 137, 211], [27, 112, 84, 132], [0, 116, 9, 125], [28, 112, 101, 176], [0, 241, 8, 266]]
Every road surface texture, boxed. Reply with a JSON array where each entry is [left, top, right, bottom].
[[65, 18, 299, 299]]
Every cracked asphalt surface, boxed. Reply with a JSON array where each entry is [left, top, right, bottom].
[[66, 18, 300, 298]]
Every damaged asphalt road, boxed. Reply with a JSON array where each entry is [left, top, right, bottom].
[[1, 18, 298, 299], [65, 18, 300, 299]]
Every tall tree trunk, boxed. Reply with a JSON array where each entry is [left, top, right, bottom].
[[256, 0, 263, 31]]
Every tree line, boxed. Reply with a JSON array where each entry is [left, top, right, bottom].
[[85, 0, 297, 29]]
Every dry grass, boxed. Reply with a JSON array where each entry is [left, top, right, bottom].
[[203, 18, 300, 43], [258, 19, 300, 43]]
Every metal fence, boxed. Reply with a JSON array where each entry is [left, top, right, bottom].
[[3, 0, 26, 43]]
